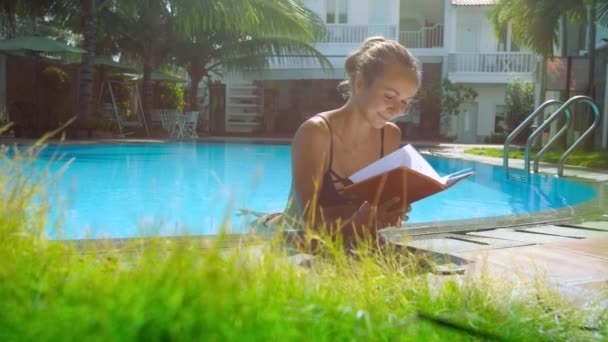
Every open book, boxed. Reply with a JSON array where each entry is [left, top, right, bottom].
[[343, 144, 474, 208]]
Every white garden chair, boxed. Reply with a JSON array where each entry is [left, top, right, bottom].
[[160, 109, 182, 138], [180, 111, 200, 139]]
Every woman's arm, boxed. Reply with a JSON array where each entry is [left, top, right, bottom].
[[289, 117, 354, 230]]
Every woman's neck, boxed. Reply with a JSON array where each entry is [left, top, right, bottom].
[[329, 100, 375, 148]]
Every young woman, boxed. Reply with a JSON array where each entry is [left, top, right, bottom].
[[263, 36, 421, 247]]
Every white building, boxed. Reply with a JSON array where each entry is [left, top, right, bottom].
[[215, 0, 538, 143]]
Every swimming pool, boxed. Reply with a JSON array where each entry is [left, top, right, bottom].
[[30, 141, 596, 240]]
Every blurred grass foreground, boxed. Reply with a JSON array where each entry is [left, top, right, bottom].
[[0, 134, 606, 341]]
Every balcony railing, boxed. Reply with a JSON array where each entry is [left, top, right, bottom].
[[0, 14, 72, 40], [319, 24, 397, 43], [399, 24, 444, 49], [448, 53, 537, 73]]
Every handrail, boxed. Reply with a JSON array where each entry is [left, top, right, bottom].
[[524, 101, 572, 174], [503, 99, 564, 176], [555, 96, 601, 176], [525, 95, 600, 176], [532, 110, 572, 173]]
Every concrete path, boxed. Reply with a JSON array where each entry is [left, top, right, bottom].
[[389, 145, 608, 309]]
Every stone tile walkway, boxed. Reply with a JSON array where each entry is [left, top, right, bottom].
[[389, 144, 608, 309]]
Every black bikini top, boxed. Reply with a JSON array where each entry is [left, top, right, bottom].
[[316, 115, 384, 207]]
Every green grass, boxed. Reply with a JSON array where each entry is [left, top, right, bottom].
[[1, 136, 606, 341], [465, 147, 608, 169]]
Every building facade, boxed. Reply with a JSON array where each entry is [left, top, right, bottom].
[[215, 0, 538, 143]]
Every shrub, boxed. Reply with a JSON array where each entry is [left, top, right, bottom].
[[154, 82, 185, 112], [505, 79, 534, 142], [418, 79, 478, 139]]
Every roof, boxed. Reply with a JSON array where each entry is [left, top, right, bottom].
[[451, 0, 495, 5]]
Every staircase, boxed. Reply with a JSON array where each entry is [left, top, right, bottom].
[[224, 81, 264, 133]]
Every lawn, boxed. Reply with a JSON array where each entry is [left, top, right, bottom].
[[465, 147, 608, 169], [1, 142, 606, 341]]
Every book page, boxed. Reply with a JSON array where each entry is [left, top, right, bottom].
[[439, 169, 475, 186], [401, 145, 441, 181], [349, 144, 441, 183], [349, 147, 406, 183]]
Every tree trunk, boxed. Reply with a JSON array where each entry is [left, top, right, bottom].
[[188, 70, 203, 111], [78, 0, 96, 122], [586, 2, 598, 151], [587, 2, 597, 98], [142, 59, 154, 124], [561, 15, 569, 58], [552, 15, 570, 149]]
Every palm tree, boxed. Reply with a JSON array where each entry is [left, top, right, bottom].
[[173, 0, 330, 111], [174, 29, 331, 111], [104, 0, 330, 122], [489, 0, 608, 97], [77, 0, 97, 121], [99, 0, 179, 124], [490, 0, 608, 149], [0, 0, 113, 122]]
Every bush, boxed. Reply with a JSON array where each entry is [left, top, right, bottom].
[[420, 80, 478, 138], [484, 133, 507, 144], [505, 79, 534, 143], [154, 82, 185, 112]]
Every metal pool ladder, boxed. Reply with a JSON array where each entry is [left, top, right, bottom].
[[503, 95, 601, 178]]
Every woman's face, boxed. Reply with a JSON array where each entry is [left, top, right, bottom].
[[354, 62, 419, 129]]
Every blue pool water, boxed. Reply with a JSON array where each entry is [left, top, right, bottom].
[[27, 142, 596, 240]]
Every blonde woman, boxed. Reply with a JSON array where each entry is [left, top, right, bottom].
[[263, 37, 421, 248]]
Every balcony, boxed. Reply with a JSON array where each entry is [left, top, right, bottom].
[[318, 24, 397, 44], [0, 14, 72, 40], [448, 52, 538, 83], [399, 24, 444, 49]]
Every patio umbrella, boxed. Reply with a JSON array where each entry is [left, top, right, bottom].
[[0, 36, 86, 54]]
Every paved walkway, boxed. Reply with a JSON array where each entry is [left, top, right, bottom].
[[385, 144, 608, 310]]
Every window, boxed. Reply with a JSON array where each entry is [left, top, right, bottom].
[[497, 23, 520, 52], [326, 0, 348, 24]]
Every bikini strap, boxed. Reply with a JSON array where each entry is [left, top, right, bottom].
[[316, 115, 333, 169]]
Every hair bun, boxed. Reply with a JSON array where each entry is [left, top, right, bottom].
[[338, 36, 421, 99]]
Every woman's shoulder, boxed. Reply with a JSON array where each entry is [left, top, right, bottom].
[[382, 122, 402, 148], [294, 113, 332, 141], [383, 121, 401, 136]]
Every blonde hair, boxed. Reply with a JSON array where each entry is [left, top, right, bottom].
[[338, 36, 421, 99]]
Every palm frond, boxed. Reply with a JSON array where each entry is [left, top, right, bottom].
[[489, 0, 587, 56], [173, 0, 325, 43], [596, 0, 608, 27], [214, 35, 332, 72]]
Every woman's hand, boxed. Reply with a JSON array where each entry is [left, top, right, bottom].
[[350, 197, 410, 230]]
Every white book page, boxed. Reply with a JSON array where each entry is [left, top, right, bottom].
[[439, 169, 474, 186], [349, 144, 441, 183], [401, 145, 440, 181], [349, 147, 407, 183]]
